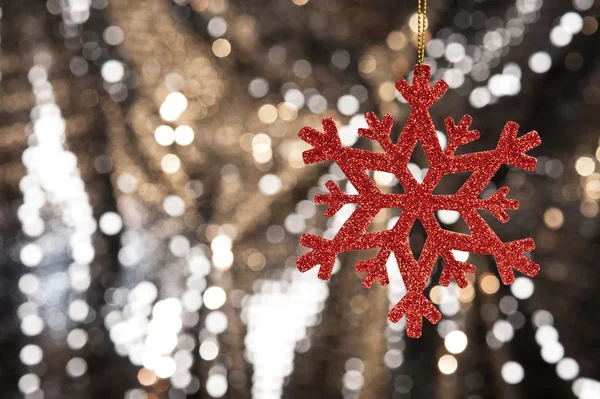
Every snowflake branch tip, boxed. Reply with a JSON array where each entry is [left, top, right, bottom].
[[314, 180, 356, 217], [395, 64, 449, 109], [444, 115, 480, 152], [388, 292, 441, 338], [439, 253, 476, 288], [355, 249, 391, 288], [297, 234, 336, 280], [486, 186, 519, 223], [498, 122, 541, 171], [299, 118, 342, 164], [358, 112, 394, 150], [494, 238, 539, 284]]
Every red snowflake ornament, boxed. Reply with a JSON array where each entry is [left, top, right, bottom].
[[297, 64, 541, 338]]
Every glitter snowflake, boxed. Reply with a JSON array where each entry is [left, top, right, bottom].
[[297, 64, 541, 338]]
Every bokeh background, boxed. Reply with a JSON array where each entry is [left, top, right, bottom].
[[0, 0, 599, 398]]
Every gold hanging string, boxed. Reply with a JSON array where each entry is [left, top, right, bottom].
[[417, 0, 428, 71]]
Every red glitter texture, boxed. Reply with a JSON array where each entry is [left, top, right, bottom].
[[297, 64, 542, 338]]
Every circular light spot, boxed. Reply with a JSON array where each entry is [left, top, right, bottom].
[[438, 354, 457, 375], [155, 357, 177, 379], [248, 78, 269, 98], [212, 250, 233, 271], [543, 207, 564, 230], [501, 361, 524, 384], [20, 345, 43, 365], [170, 235, 190, 257], [556, 358, 579, 380], [99, 212, 123, 235], [21, 315, 44, 336], [199, 341, 219, 361], [445, 330, 468, 354], [258, 174, 282, 195], [161, 154, 181, 173], [258, 104, 277, 124], [511, 277, 534, 299], [284, 89, 305, 108], [205, 311, 228, 334], [574, 0, 594, 11], [532, 310, 554, 327], [212, 39, 231, 57], [529, 51, 552, 73], [575, 156, 595, 176], [101, 60, 124, 83], [204, 286, 226, 310], [293, 59, 312, 78], [163, 195, 185, 217], [536, 325, 559, 345], [138, 368, 158, 386], [67, 329, 88, 350], [175, 125, 194, 145], [493, 320, 514, 342], [18, 373, 40, 394], [155, 125, 175, 146], [103, 26, 124, 46], [69, 299, 89, 322], [445, 43, 466, 63], [207, 17, 227, 37], [66, 357, 87, 377], [480, 274, 500, 294], [550, 26, 572, 47], [383, 349, 404, 368], [561, 12, 583, 34], [284, 213, 305, 234], [206, 374, 228, 398], [427, 38, 445, 58], [308, 94, 327, 114], [541, 341, 564, 364], [18, 274, 40, 295], [408, 13, 428, 32], [20, 244, 43, 267], [444, 68, 465, 89], [331, 49, 351, 69], [337, 95, 359, 116], [469, 87, 491, 109]]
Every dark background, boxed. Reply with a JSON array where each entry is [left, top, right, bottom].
[[0, 0, 599, 398]]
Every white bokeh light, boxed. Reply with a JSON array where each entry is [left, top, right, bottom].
[[337, 95, 359, 116], [101, 60, 125, 83], [445, 330, 468, 354], [204, 286, 227, 310], [529, 52, 552, 74], [501, 361, 524, 384]]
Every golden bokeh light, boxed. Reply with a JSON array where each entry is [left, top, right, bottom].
[[138, 368, 158, 386], [258, 104, 278, 124], [161, 154, 181, 174], [379, 81, 397, 102], [409, 13, 428, 33], [580, 200, 599, 218], [575, 156, 595, 176], [247, 252, 266, 271], [480, 273, 500, 295], [429, 285, 446, 305], [212, 39, 231, 58], [543, 207, 564, 230], [386, 31, 407, 51]]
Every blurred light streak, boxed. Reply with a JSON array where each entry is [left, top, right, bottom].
[[243, 268, 329, 398]]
